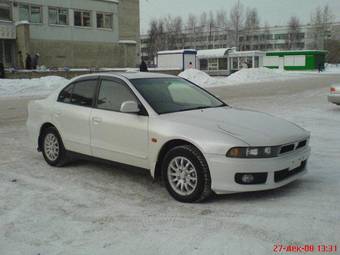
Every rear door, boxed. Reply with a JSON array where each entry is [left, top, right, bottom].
[[90, 78, 149, 168], [53, 78, 98, 155]]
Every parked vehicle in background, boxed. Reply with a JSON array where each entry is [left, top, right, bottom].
[[27, 72, 311, 203], [328, 84, 340, 105]]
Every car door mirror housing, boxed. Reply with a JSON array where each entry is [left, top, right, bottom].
[[120, 101, 140, 113]]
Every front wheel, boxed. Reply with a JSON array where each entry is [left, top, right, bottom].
[[162, 145, 212, 203]]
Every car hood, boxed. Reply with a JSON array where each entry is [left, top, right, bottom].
[[164, 106, 309, 146]]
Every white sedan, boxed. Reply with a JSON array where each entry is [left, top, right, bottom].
[[27, 72, 311, 203], [328, 84, 340, 105]]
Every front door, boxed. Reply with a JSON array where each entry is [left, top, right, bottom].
[[90, 78, 149, 168]]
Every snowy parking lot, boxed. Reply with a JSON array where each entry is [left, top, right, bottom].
[[0, 72, 340, 254]]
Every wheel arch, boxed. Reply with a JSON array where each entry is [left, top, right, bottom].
[[38, 122, 57, 151], [153, 139, 207, 181]]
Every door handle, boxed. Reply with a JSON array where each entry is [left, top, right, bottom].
[[92, 117, 102, 124]]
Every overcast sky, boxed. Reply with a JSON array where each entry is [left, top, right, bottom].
[[140, 0, 340, 34]]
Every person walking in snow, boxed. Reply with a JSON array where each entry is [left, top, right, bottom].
[[0, 63, 5, 79], [25, 54, 32, 70], [188, 62, 193, 69], [32, 53, 40, 70], [140, 59, 148, 72], [17, 51, 24, 69]]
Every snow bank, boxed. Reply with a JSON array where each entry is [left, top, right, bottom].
[[179, 67, 308, 88], [226, 67, 290, 83], [0, 76, 68, 98], [178, 69, 217, 87]]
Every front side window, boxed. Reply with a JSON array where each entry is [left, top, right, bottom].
[[74, 10, 91, 27], [97, 80, 136, 112], [49, 7, 68, 25], [19, 4, 42, 23], [131, 78, 225, 114]]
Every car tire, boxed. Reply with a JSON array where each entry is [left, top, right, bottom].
[[41, 127, 68, 167], [162, 145, 212, 203]]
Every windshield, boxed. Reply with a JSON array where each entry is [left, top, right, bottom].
[[130, 78, 226, 114]]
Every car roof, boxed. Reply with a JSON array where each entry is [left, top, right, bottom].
[[75, 72, 178, 81]]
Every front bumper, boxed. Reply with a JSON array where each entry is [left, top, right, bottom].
[[206, 146, 311, 194], [328, 94, 340, 105]]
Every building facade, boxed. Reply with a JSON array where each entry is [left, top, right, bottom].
[[141, 22, 340, 65], [0, 0, 140, 68]]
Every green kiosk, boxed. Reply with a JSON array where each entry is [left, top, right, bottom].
[[264, 50, 327, 71]]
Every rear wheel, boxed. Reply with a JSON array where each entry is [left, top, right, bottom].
[[162, 145, 212, 203], [41, 127, 68, 167]]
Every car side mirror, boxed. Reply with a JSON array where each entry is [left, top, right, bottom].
[[120, 101, 140, 113]]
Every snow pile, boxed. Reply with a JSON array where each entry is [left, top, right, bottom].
[[226, 67, 289, 84], [179, 68, 300, 88], [178, 69, 217, 87], [0, 76, 68, 98]]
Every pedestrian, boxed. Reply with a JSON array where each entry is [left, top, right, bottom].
[[32, 53, 40, 70], [188, 62, 193, 69], [140, 59, 148, 72], [318, 63, 322, 73], [25, 53, 32, 70], [17, 51, 24, 69], [0, 62, 5, 78]]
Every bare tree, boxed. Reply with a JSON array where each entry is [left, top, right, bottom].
[[287, 16, 301, 50], [309, 4, 335, 49], [216, 9, 228, 28], [242, 7, 260, 50], [146, 19, 160, 62], [186, 14, 198, 48], [229, 0, 245, 49]]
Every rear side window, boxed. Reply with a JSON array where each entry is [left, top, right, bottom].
[[58, 79, 97, 107], [58, 84, 73, 103], [71, 80, 97, 107], [97, 79, 136, 112]]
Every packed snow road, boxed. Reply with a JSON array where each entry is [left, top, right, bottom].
[[0, 75, 340, 255]]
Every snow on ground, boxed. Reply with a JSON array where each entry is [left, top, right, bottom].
[[180, 65, 340, 88], [178, 68, 217, 87], [0, 75, 340, 254], [0, 76, 68, 98]]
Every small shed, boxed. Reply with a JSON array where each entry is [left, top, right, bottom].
[[197, 48, 265, 75], [264, 50, 327, 71], [197, 48, 231, 76], [156, 49, 197, 71]]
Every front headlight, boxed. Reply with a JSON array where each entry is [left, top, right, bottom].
[[226, 146, 279, 158]]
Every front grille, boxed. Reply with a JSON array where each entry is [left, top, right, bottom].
[[280, 144, 295, 154], [296, 140, 307, 149], [274, 160, 307, 182], [278, 139, 308, 155]]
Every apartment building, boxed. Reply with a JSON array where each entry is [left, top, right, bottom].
[[0, 0, 140, 68]]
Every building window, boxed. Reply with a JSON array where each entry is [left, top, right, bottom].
[[199, 59, 208, 70], [96, 12, 113, 29], [74, 10, 91, 27], [208, 58, 218, 70], [0, 1, 11, 21], [19, 4, 42, 23], [49, 7, 68, 25]]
